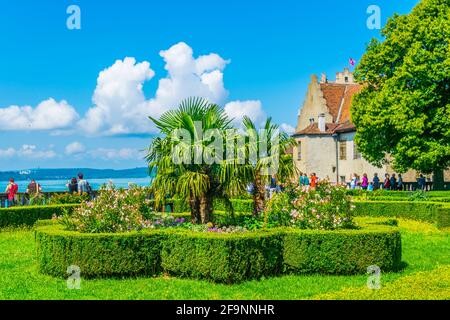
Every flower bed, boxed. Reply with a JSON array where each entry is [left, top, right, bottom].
[[35, 222, 402, 283]]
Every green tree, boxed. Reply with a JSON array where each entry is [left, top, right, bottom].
[[352, 0, 449, 189], [146, 97, 248, 224], [242, 116, 297, 215]]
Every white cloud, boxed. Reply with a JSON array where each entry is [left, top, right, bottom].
[[0, 98, 79, 131], [0, 43, 269, 137], [19, 145, 57, 159], [0, 148, 16, 158], [79, 42, 230, 135], [224, 100, 266, 127], [280, 123, 295, 135], [65, 142, 86, 155], [78, 57, 155, 135], [0, 145, 56, 159], [88, 148, 143, 161]]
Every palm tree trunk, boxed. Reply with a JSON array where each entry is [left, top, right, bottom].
[[190, 196, 201, 224], [199, 193, 213, 224], [253, 172, 266, 216]]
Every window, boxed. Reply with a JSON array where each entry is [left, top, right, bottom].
[[297, 142, 302, 160], [339, 141, 347, 160], [344, 76, 349, 83], [353, 141, 361, 159]]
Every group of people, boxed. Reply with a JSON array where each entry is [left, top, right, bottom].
[[299, 173, 319, 190], [66, 173, 92, 194], [349, 173, 406, 191], [2, 172, 92, 207], [4, 178, 42, 207], [296, 171, 428, 192]]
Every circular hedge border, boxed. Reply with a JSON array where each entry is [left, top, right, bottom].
[[35, 222, 402, 283]]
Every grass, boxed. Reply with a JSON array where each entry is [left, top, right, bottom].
[[0, 217, 448, 300]]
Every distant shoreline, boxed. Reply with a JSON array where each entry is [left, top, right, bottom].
[[0, 167, 153, 182]]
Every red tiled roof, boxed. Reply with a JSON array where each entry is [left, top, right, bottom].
[[319, 83, 361, 123], [340, 84, 361, 123], [295, 123, 340, 136], [319, 83, 346, 122], [294, 82, 362, 137], [333, 120, 356, 133]]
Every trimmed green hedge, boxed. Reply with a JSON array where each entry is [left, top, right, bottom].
[[161, 230, 285, 283], [353, 201, 450, 228], [356, 196, 450, 203], [0, 204, 78, 229], [283, 229, 402, 274], [35, 223, 402, 283], [347, 190, 450, 198]]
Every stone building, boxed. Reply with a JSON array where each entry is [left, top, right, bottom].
[[291, 68, 449, 184]]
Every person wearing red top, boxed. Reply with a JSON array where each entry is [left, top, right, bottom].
[[5, 178, 18, 207], [310, 173, 318, 189]]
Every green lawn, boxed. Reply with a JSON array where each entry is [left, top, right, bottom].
[[0, 217, 448, 300]]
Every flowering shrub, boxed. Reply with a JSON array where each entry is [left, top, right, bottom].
[[48, 193, 90, 205], [264, 181, 355, 230], [61, 186, 152, 233]]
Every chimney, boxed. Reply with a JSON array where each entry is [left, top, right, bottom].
[[318, 113, 326, 132]]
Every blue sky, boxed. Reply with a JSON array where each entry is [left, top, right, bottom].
[[0, 0, 419, 170]]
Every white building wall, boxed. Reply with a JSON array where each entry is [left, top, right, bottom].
[[294, 135, 337, 183]]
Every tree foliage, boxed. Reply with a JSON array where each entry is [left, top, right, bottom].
[[352, 0, 449, 175], [242, 116, 297, 215], [146, 97, 249, 223]]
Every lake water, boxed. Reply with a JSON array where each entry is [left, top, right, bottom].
[[0, 177, 152, 193]]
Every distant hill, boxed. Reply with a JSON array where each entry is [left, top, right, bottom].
[[0, 167, 152, 182]]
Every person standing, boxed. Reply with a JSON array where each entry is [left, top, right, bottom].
[[5, 178, 19, 207], [67, 177, 78, 194], [383, 174, 391, 190], [390, 174, 397, 191], [372, 173, 380, 190], [361, 173, 369, 190], [310, 173, 318, 190], [77, 173, 92, 195], [303, 173, 310, 190], [350, 173, 357, 190], [299, 173, 305, 187], [417, 174, 426, 191], [26, 179, 41, 195], [397, 174, 404, 191]]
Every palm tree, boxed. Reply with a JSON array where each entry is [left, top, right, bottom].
[[146, 97, 248, 224], [242, 116, 297, 216]]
